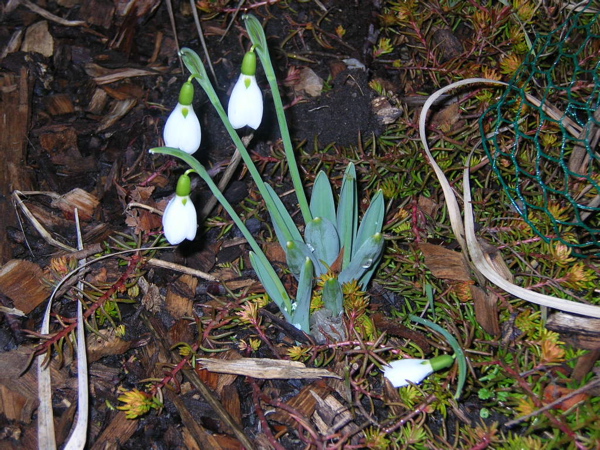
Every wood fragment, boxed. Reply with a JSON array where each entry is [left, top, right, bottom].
[[21, 21, 54, 57], [51, 188, 100, 221], [0, 69, 35, 263], [165, 274, 196, 319], [0, 259, 51, 314], [270, 381, 329, 426], [546, 312, 600, 350], [195, 358, 342, 380], [17, 0, 86, 27], [89, 412, 138, 450], [97, 98, 137, 131], [572, 349, 600, 382], [86, 88, 109, 114], [311, 394, 361, 444], [44, 94, 74, 115]]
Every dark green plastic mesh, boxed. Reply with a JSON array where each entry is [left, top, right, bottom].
[[480, 4, 600, 257]]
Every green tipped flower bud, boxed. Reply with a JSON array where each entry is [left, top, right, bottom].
[[178, 81, 194, 106], [382, 354, 454, 388], [175, 173, 192, 197], [241, 50, 257, 76], [228, 49, 263, 129], [162, 174, 197, 245]]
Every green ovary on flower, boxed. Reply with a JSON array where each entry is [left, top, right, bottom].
[[178, 81, 195, 105], [175, 173, 192, 197], [241, 50, 257, 76]]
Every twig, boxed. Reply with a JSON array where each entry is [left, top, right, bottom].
[[200, 134, 253, 220], [165, 0, 183, 73], [146, 258, 217, 281], [220, 0, 246, 43], [10, 0, 86, 26], [504, 377, 600, 428], [13, 190, 76, 252], [190, 0, 217, 82]]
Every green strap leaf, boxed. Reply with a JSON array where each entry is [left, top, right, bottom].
[[354, 190, 385, 256], [264, 184, 303, 248], [322, 278, 343, 316], [150, 146, 294, 317], [409, 315, 466, 400], [336, 163, 358, 269], [250, 251, 293, 322], [286, 240, 326, 278], [359, 252, 383, 288], [304, 217, 340, 267], [243, 14, 312, 224], [338, 233, 384, 285], [291, 257, 314, 333], [310, 171, 336, 224]]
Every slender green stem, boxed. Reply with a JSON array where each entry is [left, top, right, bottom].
[[409, 314, 466, 400], [180, 48, 300, 245], [150, 146, 293, 314], [243, 14, 312, 225]]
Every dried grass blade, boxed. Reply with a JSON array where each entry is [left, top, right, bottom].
[[64, 209, 88, 449], [419, 78, 600, 319]]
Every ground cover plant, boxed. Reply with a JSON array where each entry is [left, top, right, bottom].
[[0, 0, 599, 449]]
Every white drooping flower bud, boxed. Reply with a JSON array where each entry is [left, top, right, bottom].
[[162, 173, 197, 245], [228, 50, 263, 130], [163, 81, 201, 154]]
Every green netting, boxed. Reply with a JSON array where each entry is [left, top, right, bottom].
[[480, 3, 600, 257]]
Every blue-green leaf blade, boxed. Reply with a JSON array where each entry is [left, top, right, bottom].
[[249, 251, 293, 321], [304, 217, 340, 267], [354, 190, 384, 256], [264, 184, 303, 247], [322, 278, 343, 316], [336, 164, 357, 269], [310, 171, 336, 224], [291, 257, 313, 333], [338, 233, 384, 285]]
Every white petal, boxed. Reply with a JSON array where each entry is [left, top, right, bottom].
[[162, 195, 197, 245], [382, 359, 434, 388], [228, 74, 263, 130], [163, 103, 202, 154]]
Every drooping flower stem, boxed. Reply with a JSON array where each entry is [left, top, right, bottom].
[[150, 146, 294, 319], [243, 14, 312, 225], [180, 49, 300, 245]]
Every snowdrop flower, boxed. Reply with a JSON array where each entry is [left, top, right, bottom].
[[383, 355, 454, 388], [228, 49, 263, 130], [163, 81, 201, 154], [162, 173, 197, 245]]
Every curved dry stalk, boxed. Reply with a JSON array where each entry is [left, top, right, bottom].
[[13, 190, 76, 252], [419, 78, 600, 319], [63, 210, 88, 450]]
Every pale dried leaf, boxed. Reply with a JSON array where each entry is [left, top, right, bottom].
[[195, 358, 341, 379]]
